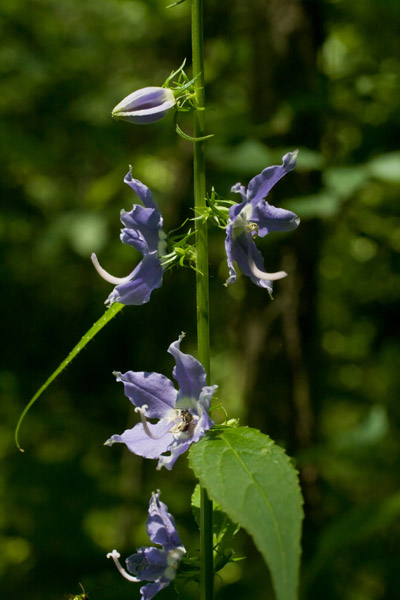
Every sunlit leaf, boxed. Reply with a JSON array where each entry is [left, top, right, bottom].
[[367, 152, 400, 183], [189, 426, 304, 600]]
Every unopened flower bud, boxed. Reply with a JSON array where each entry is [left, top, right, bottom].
[[112, 87, 176, 125]]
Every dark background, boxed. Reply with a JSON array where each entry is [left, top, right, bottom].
[[1, 0, 399, 599]]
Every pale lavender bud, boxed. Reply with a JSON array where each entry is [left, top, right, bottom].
[[112, 87, 176, 124]]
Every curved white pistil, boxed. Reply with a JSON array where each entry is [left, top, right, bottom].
[[107, 549, 140, 582], [135, 405, 165, 440], [91, 253, 134, 285], [248, 258, 287, 281]]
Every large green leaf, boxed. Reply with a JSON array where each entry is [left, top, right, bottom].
[[189, 426, 303, 600]]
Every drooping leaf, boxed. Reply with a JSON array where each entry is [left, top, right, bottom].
[[15, 302, 124, 451], [189, 426, 304, 600]]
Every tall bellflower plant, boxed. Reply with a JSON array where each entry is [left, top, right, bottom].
[[17, 2, 304, 600]]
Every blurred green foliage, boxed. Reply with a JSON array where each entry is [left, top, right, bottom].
[[1, 0, 399, 599]]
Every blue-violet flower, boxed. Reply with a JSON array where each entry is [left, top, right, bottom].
[[107, 491, 185, 600], [112, 87, 176, 125], [105, 333, 217, 470], [91, 171, 167, 307], [225, 150, 300, 294]]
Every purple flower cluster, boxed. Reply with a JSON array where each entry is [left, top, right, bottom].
[[105, 333, 217, 470], [107, 491, 185, 600], [98, 126, 300, 596], [92, 153, 299, 310]]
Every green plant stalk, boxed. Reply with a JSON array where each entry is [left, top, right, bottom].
[[191, 0, 213, 599]]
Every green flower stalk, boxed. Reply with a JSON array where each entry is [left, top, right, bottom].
[[191, 1, 214, 599]]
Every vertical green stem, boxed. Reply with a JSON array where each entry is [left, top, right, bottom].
[[191, 1, 213, 599]]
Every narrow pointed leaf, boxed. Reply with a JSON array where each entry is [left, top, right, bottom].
[[15, 302, 124, 451], [189, 426, 303, 600]]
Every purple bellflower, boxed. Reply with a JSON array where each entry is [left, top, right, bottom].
[[105, 333, 217, 470], [107, 491, 186, 600], [225, 150, 300, 294], [91, 171, 167, 307], [112, 87, 176, 125]]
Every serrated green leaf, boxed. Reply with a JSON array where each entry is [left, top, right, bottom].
[[189, 426, 303, 600], [15, 302, 124, 451]]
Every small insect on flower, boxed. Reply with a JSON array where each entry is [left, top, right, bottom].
[[246, 222, 259, 237], [170, 409, 194, 434], [105, 333, 217, 470], [67, 583, 89, 600]]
